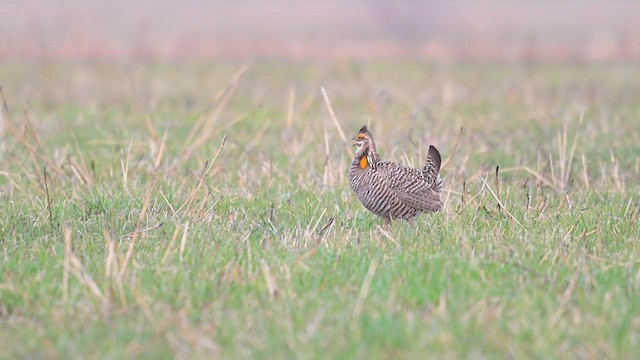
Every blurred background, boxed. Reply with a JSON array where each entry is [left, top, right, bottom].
[[2, 0, 639, 177], [2, 1, 639, 63]]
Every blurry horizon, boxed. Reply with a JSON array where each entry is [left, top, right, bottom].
[[2, 1, 640, 63]]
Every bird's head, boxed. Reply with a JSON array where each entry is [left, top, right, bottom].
[[352, 125, 375, 155]]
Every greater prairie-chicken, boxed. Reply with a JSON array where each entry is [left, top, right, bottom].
[[349, 126, 443, 228]]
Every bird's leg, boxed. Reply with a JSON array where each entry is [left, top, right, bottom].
[[384, 217, 391, 230]]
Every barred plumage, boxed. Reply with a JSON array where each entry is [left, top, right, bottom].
[[348, 126, 443, 228]]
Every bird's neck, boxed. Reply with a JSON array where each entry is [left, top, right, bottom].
[[353, 146, 381, 169]]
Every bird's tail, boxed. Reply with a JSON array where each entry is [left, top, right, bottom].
[[424, 145, 443, 192]]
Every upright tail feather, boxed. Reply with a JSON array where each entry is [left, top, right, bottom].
[[424, 145, 443, 191], [424, 145, 441, 174]]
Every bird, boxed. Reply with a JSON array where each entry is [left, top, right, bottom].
[[348, 125, 443, 228]]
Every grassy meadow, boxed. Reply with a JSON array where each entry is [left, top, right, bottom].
[[1, 59, 640, 358]]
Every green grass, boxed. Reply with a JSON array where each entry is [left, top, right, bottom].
[[1, 59, 640, 359]]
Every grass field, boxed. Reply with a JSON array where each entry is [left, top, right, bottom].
[[1, 59, 640, 359]]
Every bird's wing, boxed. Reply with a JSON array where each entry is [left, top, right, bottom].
[[379, 162, 443, 212], [398, 187, 443, 212]]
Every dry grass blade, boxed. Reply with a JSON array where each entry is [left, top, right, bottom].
[[120, 176, 157, 278], [104, 228, 127, 308], [183, 64, 248, 162], [287, 86, 295, 130], [292, 247, 319, 271], [120, 138, 133, 191], [177, 134, 226, 216], [375, 225, 399, 248], [68, 157, 92, 185], [260, 259, 279, 299], [204, 196, 223, 221], [71, 133, 94, 185], [323, 123, 330, 189], [121, 223, 164, 239], [43, 167, 54, 229], [443, 170, 457, 210], [120, 131, 168, 278], [581, 153, 590, 190], [68, 255, 108, 310], [549, 268, 580, 327], [130, 285, 157, 327], [63, 226, 71, 304], [179, 221, 190, 262], [495, 166, 502, 214], [352, 257, 379, 321], [63, 226, 109, 317], [159, 190, 177, 215], [3, 101, 68, 181], [565, 126, 580, 188], [0, 87, 6, 156], [441, 127, 463, 171], [162, 224, 183, 264], [320, 86, 352, 156], [6, 116, 64, 178], [144, 114, 159, 142], [316, 217, 334, 241], [499, 166, 553, 187], [479, 175, 524, 228], [556, 115, 582, 191], [305, 207, 327, 240]]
